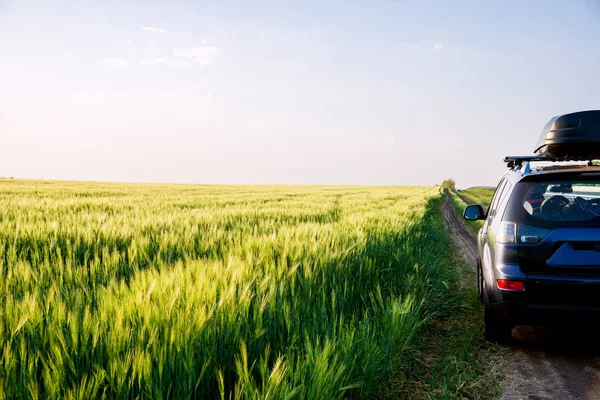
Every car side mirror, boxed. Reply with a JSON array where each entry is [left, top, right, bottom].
[[463, 205, 486, 221]]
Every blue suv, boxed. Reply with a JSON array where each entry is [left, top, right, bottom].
[[464, 110, 600, 342]]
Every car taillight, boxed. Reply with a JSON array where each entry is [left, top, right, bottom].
[[497, 222, 517, 243], [497, 222, 550, 244], [497, 279, 525, 291]]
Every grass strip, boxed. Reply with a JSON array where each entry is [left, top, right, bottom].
[[379, 191, 504, 399]]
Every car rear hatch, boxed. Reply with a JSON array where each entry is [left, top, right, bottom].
[[517, 229, 600, 307], [503, 175, 600, 306], [518, 228, 600, 275]]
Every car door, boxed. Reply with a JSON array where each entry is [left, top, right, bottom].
[[481, 178, 514, 287], [481, 178, 507, 247], [480, 177, 511, 285], [488, 179, 513, 245]]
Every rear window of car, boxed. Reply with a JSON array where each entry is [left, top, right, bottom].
[[522, 181, 600, 222]]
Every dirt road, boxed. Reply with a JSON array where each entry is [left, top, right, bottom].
[[442, 191, 478, 268], [442, 193, 600, 400]]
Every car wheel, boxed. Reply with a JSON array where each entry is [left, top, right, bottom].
[[483, 284, 513, 343], [477, 259, 483, 303]]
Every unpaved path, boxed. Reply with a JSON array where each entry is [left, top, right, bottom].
[[443, 191, 478, 269], [442, 193, 600, 400]]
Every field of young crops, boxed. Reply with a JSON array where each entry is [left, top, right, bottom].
[[0, 180, 457, 399]]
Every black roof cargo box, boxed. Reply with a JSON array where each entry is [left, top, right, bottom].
[[534, 110, 600, 160]]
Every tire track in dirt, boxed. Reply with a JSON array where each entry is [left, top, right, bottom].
[[442, 191, 478, 271], [442, 192, 600, 400]]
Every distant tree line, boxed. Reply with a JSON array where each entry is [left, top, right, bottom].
[[441, 178, 456, 190]]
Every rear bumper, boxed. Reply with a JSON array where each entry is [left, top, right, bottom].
[[491, 267, 600, 324], [493, 301, 600, 325]]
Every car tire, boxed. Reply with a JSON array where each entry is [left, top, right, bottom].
[[477, 259, 483, 303], [483, 284, 513, 343]]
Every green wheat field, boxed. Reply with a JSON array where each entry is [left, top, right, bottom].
[[0, 180, 457, 399]]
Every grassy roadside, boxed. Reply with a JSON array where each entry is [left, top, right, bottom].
[[379, 191, 504, 399], [450, 187, 493, 236], [449, 190, 484, 236], [456, 188, 494, 208]]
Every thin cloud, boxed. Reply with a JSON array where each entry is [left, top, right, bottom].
[[175, 31, 191, 35], [432, 43, 444, 50], [291, 59, 307, 69], [161, 89, 194, 98], [215, 29, 237, 37], [409, 44, 419, 49], [141, 46, 220, 67], [141, 58, 163, 66], [173, 46, 219, 65], [112, 89, 198, 100], [72, 91, 105, 100], [141, 57, 192, 68], [146, 41, 160, 52], [104, 58, 130, 69], [142, 26, 169, 33]]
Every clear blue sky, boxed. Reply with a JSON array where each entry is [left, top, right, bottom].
[[2, 0, 600, 188]]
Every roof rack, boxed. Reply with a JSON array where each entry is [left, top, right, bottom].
[[504, 155, 599, 170], [504, 155, 553, 168]]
